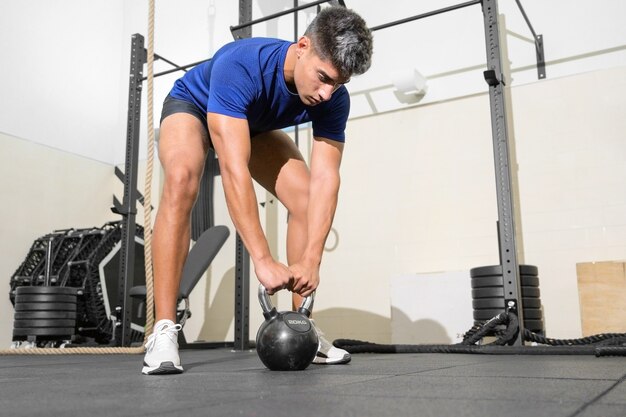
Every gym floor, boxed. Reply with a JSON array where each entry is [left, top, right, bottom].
[[1, 349, 625, 417]]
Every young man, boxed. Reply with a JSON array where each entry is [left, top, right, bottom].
[[142, 6, 373, 375]]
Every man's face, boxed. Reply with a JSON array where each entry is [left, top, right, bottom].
[[293, 37, 350, 106]]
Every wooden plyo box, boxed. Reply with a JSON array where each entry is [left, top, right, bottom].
[[576, 261, 626, 336]]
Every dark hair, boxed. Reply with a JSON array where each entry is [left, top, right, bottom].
[[304, 6, 373, 79]]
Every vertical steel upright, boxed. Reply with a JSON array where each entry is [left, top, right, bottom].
[[114, 33, 146, 346], [481, 0, 525, 345], [233, 0, 253, 351], [293, 0, 300, 147]]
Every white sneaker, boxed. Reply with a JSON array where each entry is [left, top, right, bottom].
[[311, 320, 351, 365], [142, 319, 184, 375]]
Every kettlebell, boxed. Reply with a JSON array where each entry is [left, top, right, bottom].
[[255, 284, 319, 371]]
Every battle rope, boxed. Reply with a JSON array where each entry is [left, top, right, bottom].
[[333, 312, 626, 357], [0, 0, 156, 355]]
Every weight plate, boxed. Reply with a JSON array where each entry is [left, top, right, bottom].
[[470, 264, 538, 278], [471, 298, 542, 309], [15, 302, 77, 312], [13, 319, 76, 328], [521, 265, 539, 276], [472, 287, 541, 299], [471, 275, 540, 288], [470, 276, 501, 288], [524, 320, 544, 331], [521, 298, 542, 309], [14, 311, 77, 320], [473, 299, 505, 309], [15, 287, 78, 296], [473, 310, 542, 321], [12, 327, 75, 336], [522, 276, 540, 287], [521, 287, 540, 298], [522, 308, 543, 319], [15, 294, 77, 304], [473, 309, 505, 320], [492, 286, 541, 298], [472, 288, 504, 298]]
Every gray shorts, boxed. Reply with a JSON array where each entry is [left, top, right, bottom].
[[161, 94, 261, 141], [160, 95, 209, 136]]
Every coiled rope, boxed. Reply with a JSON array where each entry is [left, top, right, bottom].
[[333, 313, 626, 357], [0, 0, 156, 355]]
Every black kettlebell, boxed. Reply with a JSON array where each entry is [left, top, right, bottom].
[[255, 284, 319, 371]]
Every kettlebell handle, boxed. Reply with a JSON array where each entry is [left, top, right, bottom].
[[258, 284, 315, 318]]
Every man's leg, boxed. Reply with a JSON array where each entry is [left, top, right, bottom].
[[248, 130, 350, 364], [143, 113, 210, 375], [248, 130, 309, 280]]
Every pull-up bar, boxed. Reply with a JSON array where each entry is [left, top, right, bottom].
[[147, 0, 338, 81], [228, 0, 543, 79], [369, 0, 481, 32], [368, 0, 544, 79], [230, 0, 344, 36], [141, 56, 211, 81]]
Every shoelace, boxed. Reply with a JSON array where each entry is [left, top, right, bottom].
[[145, 323, 182, 351]]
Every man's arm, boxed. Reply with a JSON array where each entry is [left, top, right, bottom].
[[207, 112, 292, 294], [290, 136, 344, 296]]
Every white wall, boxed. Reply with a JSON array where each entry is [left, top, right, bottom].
[[0, 1, 126, 164]]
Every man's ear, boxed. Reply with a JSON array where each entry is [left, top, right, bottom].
[[296, 35, 310, 55]]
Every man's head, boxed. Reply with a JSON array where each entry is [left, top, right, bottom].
[[293, 6, 373, 105], [304, 6, 373, 80]]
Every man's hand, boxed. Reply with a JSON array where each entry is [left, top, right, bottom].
[[289, 259, 320, 297], [254, 257, 293, 295]]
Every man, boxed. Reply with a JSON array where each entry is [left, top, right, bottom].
[[142, 6, 373, 375]]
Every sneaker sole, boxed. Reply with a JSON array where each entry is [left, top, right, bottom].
[[142, 361, 184, 375], [312, 353, 351, 365]]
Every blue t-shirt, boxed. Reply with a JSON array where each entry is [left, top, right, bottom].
[[169, 38, 349, 142]]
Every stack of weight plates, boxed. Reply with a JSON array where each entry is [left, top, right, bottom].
[[470, 264, 544, 334], [13, 286, 77, 343]]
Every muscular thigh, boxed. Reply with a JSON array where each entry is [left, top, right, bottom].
[[249, 130, 309, 207], [159, 113, 210, 185]]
